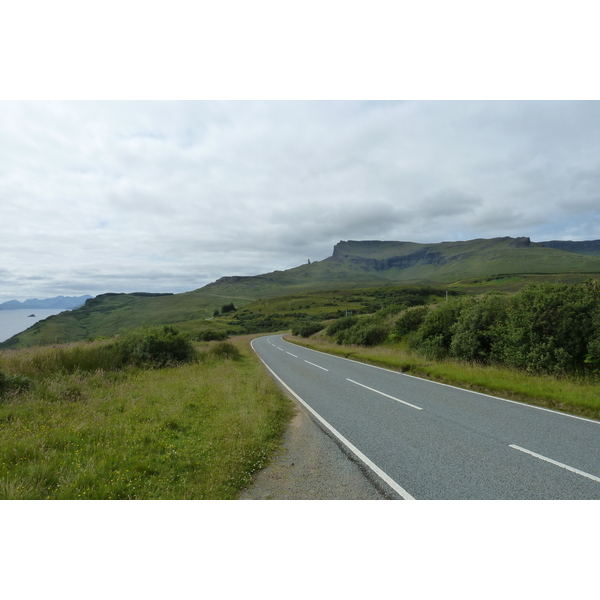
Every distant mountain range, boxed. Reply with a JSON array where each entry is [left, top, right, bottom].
[[0, 295, 93, 311]]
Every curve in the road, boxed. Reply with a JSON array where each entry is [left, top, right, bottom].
[[252, 334, 600, 500]]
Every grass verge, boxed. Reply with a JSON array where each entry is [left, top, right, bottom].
[[285, 335, 600, 421], [0, 336, 294, 499]]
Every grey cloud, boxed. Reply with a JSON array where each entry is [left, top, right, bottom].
[[3, 100, 600, 301], [468, 206, 543, 235], [419, 190, 484, 219], [558, 199, 600, 213]]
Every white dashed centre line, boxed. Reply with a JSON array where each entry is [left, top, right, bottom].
[[509, 444, 600, 484], [304, 360, 329, 371], [347, 378, 423, 411]]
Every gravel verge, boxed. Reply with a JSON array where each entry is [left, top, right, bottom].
[[240, 395, 393, 500]]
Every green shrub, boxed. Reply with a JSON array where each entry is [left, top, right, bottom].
[[234, 314, 290, 334], [406, 281, 600, 375], [411, 298, 473, 359], [197, 330, 229, 342], [394, 306, 430, 336], [355, 323, 390, 346], [117, 325, 198, 368], [492, 282, 600, 374], [450, 295, 508, 362], [326, 316, 358, 336], [585, 331, 600, 371], [335, 317, 390, 346], [373, 304, 408, 318], [208, 341, 241, 360], [291, 321, 325, 337]]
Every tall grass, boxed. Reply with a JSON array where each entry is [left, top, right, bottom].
[[0, 336, 293, 499], [0, 325, 199, 379]]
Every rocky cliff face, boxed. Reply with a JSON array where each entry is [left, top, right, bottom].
[[332, 246, 447, 271], [200, 236, 600, 296], [539, 239, 600, 256], [329, 237, 533, 272]]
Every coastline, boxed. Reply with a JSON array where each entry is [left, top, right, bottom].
[[0, 308, 67, 344]]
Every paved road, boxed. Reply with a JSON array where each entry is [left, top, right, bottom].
[[251, 334, 600, 500]]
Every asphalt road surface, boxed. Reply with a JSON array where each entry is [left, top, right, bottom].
[[251, 334, 600, 500]]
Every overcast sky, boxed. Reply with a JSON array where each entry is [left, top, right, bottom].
[[2, 1, 600, 303], [0, 101, 600, 300], [3, 100, 600, 302]]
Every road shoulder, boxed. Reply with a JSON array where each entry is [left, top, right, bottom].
[[240, 398, 390, 500]]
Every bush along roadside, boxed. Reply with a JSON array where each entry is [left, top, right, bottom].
[[331, 280, 600, 377], [116, 325, 198, 368], [291, 320, 325, 338], [333, 316, 390, 347], [305, 279, 600, 380], [406, 280, 600, 377]]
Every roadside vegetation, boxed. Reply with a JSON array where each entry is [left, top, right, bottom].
[[401, 280, 600, 376], [4, 278, 600, 500], [289, 280, 600, 421], [0, 326, 293, 499]]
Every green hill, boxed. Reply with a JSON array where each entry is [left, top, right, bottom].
[[204, 236, 600, 296], [4, 236, 600, 349], [326, 237, 600, 282]]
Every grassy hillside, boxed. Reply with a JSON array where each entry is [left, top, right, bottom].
[[327, 237, 600, 283], [213, 285, 452, 335], [0, 291, 253, 349], [4, 236, 600, 349]]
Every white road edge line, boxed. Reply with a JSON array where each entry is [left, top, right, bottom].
[[347, 378, 423, 411], [509, 444, 600, 484], [304, 360, 328, 371], [251, 341, 414, 500]]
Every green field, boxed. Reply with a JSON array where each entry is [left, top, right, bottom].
[[0, 335, 293, 499]]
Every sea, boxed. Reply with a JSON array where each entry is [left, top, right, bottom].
[[0, 308, 70, 343]]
